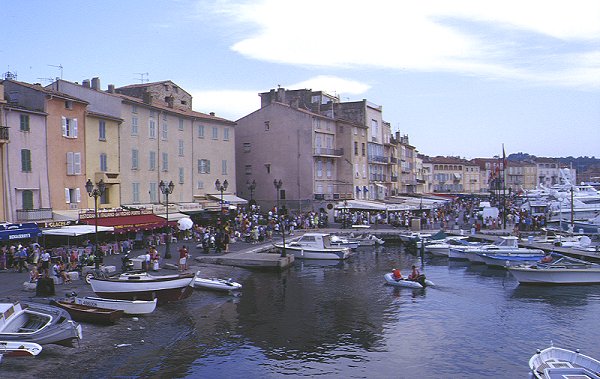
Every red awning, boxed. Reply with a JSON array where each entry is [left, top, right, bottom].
[[81, 214, 167, 233]]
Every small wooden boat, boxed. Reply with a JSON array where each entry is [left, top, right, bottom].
[[384, 273, 434, 289], [0, 341, 42, 357], [529, 344, 600, 378], [89, 272, 195, 305], [0, 302, 82, 348], [72, 296, 157, 315], [51, 300, 124, 325], [194, 274, 242, 292]]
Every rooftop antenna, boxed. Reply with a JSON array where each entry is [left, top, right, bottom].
[[134, 72, 149, 83], [3, 69, 17, 80], [48, 64, 63, 79]]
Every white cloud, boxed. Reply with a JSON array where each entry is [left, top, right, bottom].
[[207, 0, 600, 87]]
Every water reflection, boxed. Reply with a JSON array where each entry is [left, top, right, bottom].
[[509, 285, 600, 307]]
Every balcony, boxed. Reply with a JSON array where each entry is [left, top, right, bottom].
[[313, 148, 343, 157], [390, 175, 398, 182], [16, 208, 53, 222], [0, 126, 9, 143], [390, 157, 398, 164], [368, 155, 388, 164]]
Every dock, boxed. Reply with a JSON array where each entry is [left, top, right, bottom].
[[194, 243, 294, 271]]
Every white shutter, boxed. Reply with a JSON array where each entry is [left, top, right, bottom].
[[61, 117, 67, 136], [73, 118, 78, 138], [66, 152, 74, 175], [74, 152, 81, 174], [75, 188, 81, 203], [65, 188, 70, 203]]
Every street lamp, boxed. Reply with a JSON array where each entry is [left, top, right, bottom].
[[85, 178, 106, 269], [246, 179, 256, 205], [159, 180, 175, 259], [273, 179, 286, 257], [215, 179, 229, 221]]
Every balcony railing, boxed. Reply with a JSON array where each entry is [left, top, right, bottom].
[[16, 208, 53, 222], [368, 156, 388, 163], [313, 148, 344, 157], [0, 126, 9, 143]]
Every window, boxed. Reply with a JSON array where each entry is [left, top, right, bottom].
[[132, 105, 138, 114], [21, 149, 32, 172], [264, 121, 270, 131], [179, 167, 184, 184], [198, 159, 210, 174], [19, 114, 30, 132], [149, 151, 156, 171], [64, 188, 81, 204], [100, 153, 108, 172], [22, 190, 34, 210], [99, 120, 106, 140], [371, 119, 378, 138], [178, 140, 184, 156], [66, 152, 81, 175], [178, 118, 184, 131], [132, 149, 139, 170], [162, 113, 167, 121], [198, 125, 205, 138], [354, 141, 358, 156], [149, 119, 156, 139], [161, 120, 168, 140], [65, 100, 73, 109], [197, 180, 204, 189], [149, 182, 157, 203], [223, 127, 230, 141], [132, 183, 140, 203], [362, 143, 366, 156], [243, 142, 251, 152], [316, 160, 323, 178], [222, 160, 227, 175], [326, 160, 332, 178], [212, 127, 218, 140], [131, 117, 138, 135], [150, 110, 155, 119], [353, 127, 358, 135], [265, 164, 271, 174], [61, 117, 78, 138], [245, 165, 252, 175], [162, 152, 168, 171]]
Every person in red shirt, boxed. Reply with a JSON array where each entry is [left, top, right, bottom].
[[392, 268, 402, 281], [178, 246, 189, 271]]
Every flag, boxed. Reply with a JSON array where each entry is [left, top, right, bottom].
[[502, 144, 507, 170]]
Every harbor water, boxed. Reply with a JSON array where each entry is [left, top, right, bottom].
[[4, 245, 600, 378]]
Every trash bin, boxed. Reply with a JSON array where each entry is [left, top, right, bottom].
[[36, 277, 55, 296]]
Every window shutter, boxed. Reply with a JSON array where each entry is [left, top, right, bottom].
[[73, 119, 78, 137], [65, 188, 70, 203], [66, 152, 74, 175], [75, 188, 81, 203], [207, 160, 210, 173], [74, 152, 81, 174], [61, 117, 67, 136]]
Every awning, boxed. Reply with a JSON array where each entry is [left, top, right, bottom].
[[207, 194, 248, 205], [375, 184, 386, 189], [80, 214, 167, 233], [155, 212, 190, 221], [0, 223, 42, 241], [335, 200, 387, 211], [42, 225, 114, 237]]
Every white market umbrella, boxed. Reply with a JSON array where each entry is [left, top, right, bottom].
[[177, 217, 194, 231]]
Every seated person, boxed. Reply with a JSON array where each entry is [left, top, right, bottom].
[[408, 265, 421, 281], [53, 262, 72, 283], [29, 265, 41, 283], [392, 268, 402, 280], [540, 253, 553, 263]]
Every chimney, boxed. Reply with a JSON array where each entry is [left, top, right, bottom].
[[143, 92, 153, 105], [107, 84, 115, 93], [82, 79, 90, 88], [91, 77, 100, 90], [0, 83, 4, 103], [166, 95, 174, 108], [209, 112, 215, 116], [277, 87, 285, 102]]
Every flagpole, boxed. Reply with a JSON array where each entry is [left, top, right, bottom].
[[502, 144, 507, 230]]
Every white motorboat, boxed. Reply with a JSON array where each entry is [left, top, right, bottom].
[[508, 255, 600, 285], [330, 235, 360, 250], [0, 302, 82, 348], [72, 296, 157, 315], [476, 252, 546, 268], [529, 344, 600, 378], [383, 273, 434, 289], [353, 234, 385, 246], [194, 274, 242, 292], [0, 341, 42, 357], [399, 232, 432, 243], [424, 237, 475, 257], [449, 236, 544, 263], [89, 272, 195, 305], [274, 233, 350, 260]]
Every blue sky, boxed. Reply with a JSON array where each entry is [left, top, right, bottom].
[[3, 0, 599, 158]]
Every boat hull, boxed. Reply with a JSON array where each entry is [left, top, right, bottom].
[[384, 273, 434, 289], [194, 277, 242, 292], [529, 346, 600, 379], [51, 301, 124, 325], [509, 266, 600, 284], [477, 253, 545, 268], [89, 273, 195, 305], [0, 341, 42, 357], [73, 297, 157, 315]]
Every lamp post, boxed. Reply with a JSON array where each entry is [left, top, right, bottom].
[[215, 179, 229, 222], [85, 178, 106, 269], [273, 179, 286, 257], [246, 179, 256, 205], [159, 180, 175, 259]]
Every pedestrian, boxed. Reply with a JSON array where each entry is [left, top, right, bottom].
[[178, 245, 188, 271]]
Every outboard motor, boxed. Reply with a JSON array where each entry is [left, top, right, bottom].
[[121, 251, 134, 272]]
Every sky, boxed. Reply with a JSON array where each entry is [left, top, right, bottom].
[[3, 0, 599, 159]]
